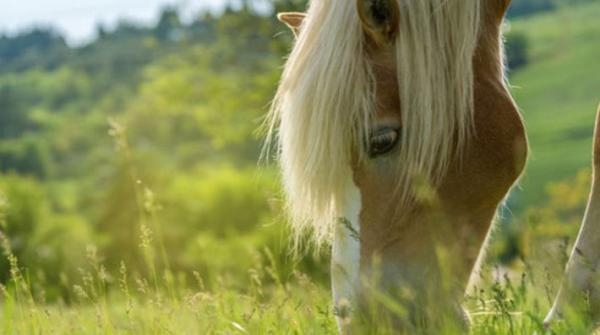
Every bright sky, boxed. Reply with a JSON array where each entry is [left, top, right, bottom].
[[0, 0, 269, 45]]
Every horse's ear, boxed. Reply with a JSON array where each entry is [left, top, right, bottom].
[[277, 12, 306, 38], [501, 0, 513, 14], [356, 0, 400, 47], [493, 0, 513, 21]]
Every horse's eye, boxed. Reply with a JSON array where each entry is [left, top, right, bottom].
[[369, 128, 399, 158]]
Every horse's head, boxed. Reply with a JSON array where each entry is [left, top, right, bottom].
[[270, 0, 527, 329]]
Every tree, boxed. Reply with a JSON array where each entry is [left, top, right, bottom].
[[505, 32, 529, 71], [0, 28, 69, 72], [507, 0, 556, 18], [155, 6, 183, 41]]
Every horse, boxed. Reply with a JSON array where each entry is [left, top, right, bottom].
[[266, 0, 600, 331]]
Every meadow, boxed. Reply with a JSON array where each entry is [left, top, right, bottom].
[[510, 1, 600, 209], [0, 1, 599, 334]]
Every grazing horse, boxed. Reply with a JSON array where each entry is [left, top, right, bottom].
[[267, 0, 599, 331]]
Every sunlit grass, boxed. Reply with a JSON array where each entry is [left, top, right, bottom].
[[0, 123, 597, 334], [0, 237, 596, 334], [0, 250, 336, 334]]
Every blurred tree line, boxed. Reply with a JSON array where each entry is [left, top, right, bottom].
[[0, 0, 587, 301], [507, 0, 598, 18], [0, 1, 318, 301]]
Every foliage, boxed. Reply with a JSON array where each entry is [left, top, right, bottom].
[[507, 0, 598, 18], [508, 0, 557, 18], [491, 169, 590, 268], [0, 2, 297, 296], [505, 31, 530, 71], [0, 28, 70, 73], [0, 175, 93, 300]]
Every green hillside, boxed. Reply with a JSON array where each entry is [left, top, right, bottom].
[[510, 1, 600, 208]]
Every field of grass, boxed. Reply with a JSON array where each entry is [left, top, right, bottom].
[[510, 1, 600, 209], [0, 242, 596, 334], [0, 248, 338, 334]]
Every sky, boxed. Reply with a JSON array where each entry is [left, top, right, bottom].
[[0, 0, 268, 45]]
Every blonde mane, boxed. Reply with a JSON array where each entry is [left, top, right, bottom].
[[265, 0, 482, 250]]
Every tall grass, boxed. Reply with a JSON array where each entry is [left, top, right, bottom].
[[0, 227, 596, 334], [0, 121, 596, 334]]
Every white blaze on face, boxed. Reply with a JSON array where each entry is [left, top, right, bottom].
[[331, 180, 362, 326]]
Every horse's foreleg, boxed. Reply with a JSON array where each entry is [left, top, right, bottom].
[[545, 105, 600, 326]]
